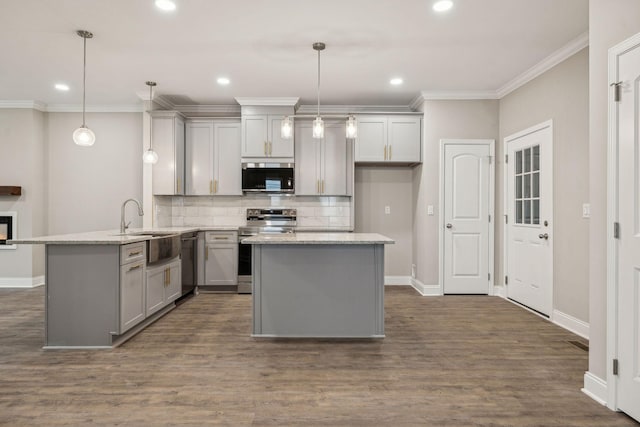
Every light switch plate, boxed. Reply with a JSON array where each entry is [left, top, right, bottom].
[[427, 205, 434, 216], [385, 206, 391, 215], [582, 203, 591, 218]]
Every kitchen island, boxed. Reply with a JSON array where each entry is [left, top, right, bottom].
[[242, 233, 394, 338]]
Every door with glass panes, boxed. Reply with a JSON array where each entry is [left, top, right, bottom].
[[505, 121, 553, 316]]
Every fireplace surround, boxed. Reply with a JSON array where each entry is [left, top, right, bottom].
[[0, 212, 17, 249]]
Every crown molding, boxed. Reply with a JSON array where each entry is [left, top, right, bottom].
[[45, 104, 143, 113], [496, 31, 589, 98], [234, 97, 299, 107], [0, 100, 47, 111], [296, 104, 416, 114], [173, 104, 241, 115]]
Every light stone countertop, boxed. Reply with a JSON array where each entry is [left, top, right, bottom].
[[9, 227, 232, 245], [242, 232, 394, 245]]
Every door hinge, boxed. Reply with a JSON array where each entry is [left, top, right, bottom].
[[488, 273, 491, 281], [489, 214, 491, 222], [505, 154, 508, 164], [505, 275, 509, 285], [613, 358, 619, 375], [505, 215, 508, 224], [487, 156, 492, 165], [611, 82, 622, 103], [614, 222, 620, 239]]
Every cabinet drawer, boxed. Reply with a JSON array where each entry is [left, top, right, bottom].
[[205, 231, 237, 243], [121, 242, 146, 265]]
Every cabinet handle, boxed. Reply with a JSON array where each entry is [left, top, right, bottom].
[[384, 146, 387, 160], [389, 145, 392, 160], [177, 177, 181, 193], [210, 180, 213, 194], [322, 180, 325, 194], [269, 141, 273, 155], [214, 237, 227, 240], [129, 250, 142, 256], [214, 180, 218, 193], [128, 264, 142, 272], [264, 141, 267, 155], [205, 247, 209, 260], [317, 180, 320, 193], [167, 268, 171, 286]]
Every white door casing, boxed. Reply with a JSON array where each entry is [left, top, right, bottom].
[[504, 121, 553, 317], [607, 32, 640, 421], [440, 139, 495, 295]]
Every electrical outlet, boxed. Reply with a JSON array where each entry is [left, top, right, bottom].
[[427, 205, 434, 216], [411, 264, 416, 279], [582, 203, 591, 218], [385, 206, 391, 215]]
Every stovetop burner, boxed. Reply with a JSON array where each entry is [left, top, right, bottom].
[[240, 208, 297, 236]]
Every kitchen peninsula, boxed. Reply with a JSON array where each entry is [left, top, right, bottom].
[[11, 227, 200, 349], [242, 232, 394, 338]]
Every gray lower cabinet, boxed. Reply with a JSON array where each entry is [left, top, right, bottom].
[[146, 257, 182, 317], [203, 231, 238, 288], [119, 243, 146, 334]]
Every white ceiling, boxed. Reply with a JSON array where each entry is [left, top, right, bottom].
[[0, 0, 589, 108]]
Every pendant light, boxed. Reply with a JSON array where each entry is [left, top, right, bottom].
[[312, 42, 325, 139], [346, 115, 357, 139], [143, 81, 159, 164], [72, 30, 95, 147]]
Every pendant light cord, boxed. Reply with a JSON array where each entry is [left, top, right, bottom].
[[317, 47, 321, 117], [82, 34, 87, 127], [149, 84, 153, 150]]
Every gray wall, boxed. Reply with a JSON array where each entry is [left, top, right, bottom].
[[45, 112, 143, 234], [0, 109, 46, 281], [412, 100, 499, 286], [498, 48, 590, 322], [588, 0, 640, 380], [355, 167, 413, 276]]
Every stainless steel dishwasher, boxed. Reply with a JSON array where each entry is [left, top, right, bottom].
[[180, 232, 198, 296]]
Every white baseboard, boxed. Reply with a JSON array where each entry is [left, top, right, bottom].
[[552, 309, 590, 340], [582, 372, 608, 406], [410, 278, 442, 296], [0, 276, 45, 288], [385, 276, 412, 286], [493, 285, 507, 298]]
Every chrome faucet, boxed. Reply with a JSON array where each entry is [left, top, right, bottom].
[[120, 198, 144, 234]]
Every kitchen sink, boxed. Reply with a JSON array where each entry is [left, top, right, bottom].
[[114, 231, 181, 263]]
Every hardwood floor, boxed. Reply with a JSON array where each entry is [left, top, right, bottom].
[[0, 286, 636, 426]]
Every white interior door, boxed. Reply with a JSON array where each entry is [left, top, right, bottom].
[[615, 37, 640, 422], [505, 122, 553, 316], [443, 141, 492, 294]]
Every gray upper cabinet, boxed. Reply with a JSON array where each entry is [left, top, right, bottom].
[[241, 114, 294, 160], [354, 115, 422, 164], [186, 119, 241, 196], [152, 111, 185, 195], [295, 121, 350, 196]]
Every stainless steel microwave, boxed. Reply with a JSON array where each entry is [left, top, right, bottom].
[[242, 163, 294, 193]]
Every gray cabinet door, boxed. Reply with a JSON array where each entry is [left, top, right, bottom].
[[294, 121, 321, 195], [186, 120, 214, 195], [205, 243, 237, 286], [214, 121, 242, 195], [165, 259, 182, 303], [354, 116, 387, 162], [119, 260, 146, 334], [146, 266, 166, 316], [152, 113, 185, 195], [388, 117, 421, 162], [268, 115, 294, 158], [242, 115, 268, 157], [322, 123, 348, 196]]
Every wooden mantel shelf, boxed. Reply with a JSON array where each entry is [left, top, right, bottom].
[[0, 186, 22, 196]]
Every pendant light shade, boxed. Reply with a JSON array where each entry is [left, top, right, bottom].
[[281, 116, 293, 139], [73, 30, 95, 146], [143, 81, 159, 164], [313, 117, 324, 139], [346, 115, 357, 139]]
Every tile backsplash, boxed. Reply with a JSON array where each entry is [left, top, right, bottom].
[[154, 195, 352, 230]]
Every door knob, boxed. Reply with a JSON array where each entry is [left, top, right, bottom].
[[446, 223, 453, 229], [538, 233, 549, 240]]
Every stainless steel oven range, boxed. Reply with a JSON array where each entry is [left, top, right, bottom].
[[237, 208, 296, 294]]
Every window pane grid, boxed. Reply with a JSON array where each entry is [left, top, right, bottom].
[[514, 144, 540, 225]]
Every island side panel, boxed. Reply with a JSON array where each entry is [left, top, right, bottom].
[[253, 244, 384, 338], [252, 244, 262, 335], [46, 245, 119, 348]]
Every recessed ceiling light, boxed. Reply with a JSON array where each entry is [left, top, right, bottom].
[[55, 83, 70, 91], [217, 77, 230, 86], [433, 0, 453, 12], [390, 78, 403, 86], [155, 0, 176, 12]]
